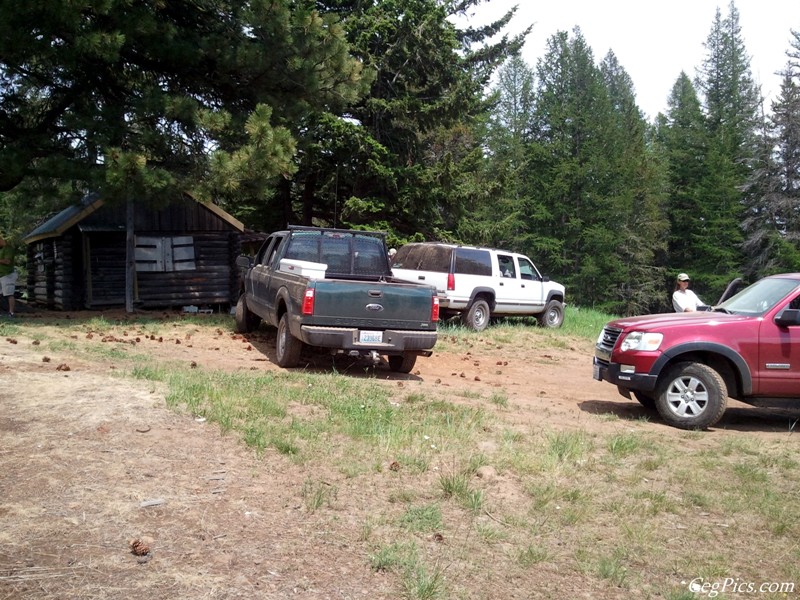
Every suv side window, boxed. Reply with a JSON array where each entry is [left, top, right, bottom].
[[518, 257, 539, 281], [455, 248, 492, 276], [394, 244, 451, 272], [497, 254, 516, 278]]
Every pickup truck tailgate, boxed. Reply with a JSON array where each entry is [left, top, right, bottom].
[[309, 280, 436, 329]]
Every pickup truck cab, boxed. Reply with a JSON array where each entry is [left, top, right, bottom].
[[391, 242, 565, 331], [593, 273, 800, 429], [236, 227, 439, 372]]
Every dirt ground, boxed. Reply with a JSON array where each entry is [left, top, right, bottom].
[[1, 308, 798, 599]]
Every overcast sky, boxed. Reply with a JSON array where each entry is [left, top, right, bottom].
[[460, 0, 799, 120]]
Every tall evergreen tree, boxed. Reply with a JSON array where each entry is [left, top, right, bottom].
[[462, 55, 536, 248], [741, 29, 800, 275], [692, 1, 760, 289], [288, 0, 527, 238], [598, 51, 669, 314], [658, 73, 711, 277], [525, 29, 621, 308]]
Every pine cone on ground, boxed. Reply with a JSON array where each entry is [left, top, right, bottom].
[[129, 538, 151, 556]]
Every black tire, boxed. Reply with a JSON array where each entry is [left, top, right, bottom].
[[235, 294, 261, 333], [461, 299, 491, 331], [276, 313, 303, 368], [388, 353, 417, 373], [537, 300, 564, 328], [633, 391, 656, 410], [655, 362, 728, 430]]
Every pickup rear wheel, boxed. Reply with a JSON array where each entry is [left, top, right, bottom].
[[235, 294, 261, 333], [461, 299, 490, 331], [388, 353, 417, 374], [655, 362, 728, 430], [276, 313, 303, 368], [537, 300, 564, 328]]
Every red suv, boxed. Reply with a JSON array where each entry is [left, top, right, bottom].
[[593, 274, 800, 429]]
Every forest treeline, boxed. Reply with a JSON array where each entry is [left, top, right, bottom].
[[1, 0, 799, 314]]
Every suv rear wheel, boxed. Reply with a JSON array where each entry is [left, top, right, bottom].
[[655, 362, 728, 430], [461, 299, 490, 331], [537, 300, 564, 328]]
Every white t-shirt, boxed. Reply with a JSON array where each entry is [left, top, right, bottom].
[[673, 289, 704, 312]]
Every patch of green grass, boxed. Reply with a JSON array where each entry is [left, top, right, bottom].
[[631, 489, 678, 516], [369, 542, 448, 599], [402, 563, 447, 600], [399, 504, 442, 532], [463, 489, 485, 513], [370, 542, 407, 572], [607, 432, 642, 459], [682, 491, 711, 509], [301, 478, 337, 512], [524, 481, 558, 509], [517, 544, 549, 567], [405, 392, 427, 404], [439, 471, 470, 500], [388, 489, 417, 504], [272, 437, 300, 457], [595, 549, 629, 586], [0, 322, 21, 336], [732, 461, 769, 486], [720, 437, 761, 457], [545, 429, 592, 464], [475, 523, 507, 544], [489, 391, 509, 408], [48, 339, 78, 352]]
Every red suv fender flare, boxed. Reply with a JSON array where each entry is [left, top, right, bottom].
[[650, 342, 752, 395]]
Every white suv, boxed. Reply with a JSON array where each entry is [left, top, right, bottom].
[[391, 242, 566, 331]]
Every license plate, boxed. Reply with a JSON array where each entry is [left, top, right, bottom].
[[359, 330, 383, 344], [592, 361, 601, 381]]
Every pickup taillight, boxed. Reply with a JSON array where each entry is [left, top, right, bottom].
[[447, 272, 455, 291], [432, 296, 440, 322], [302, 287, 315, 315]]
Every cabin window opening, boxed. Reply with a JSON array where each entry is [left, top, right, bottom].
[[135, 236, 196, 272]]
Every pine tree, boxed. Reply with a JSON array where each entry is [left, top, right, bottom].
[[463, 55, 536, 248], [520, 29, 639, 308], [692, 1, 759, 290], [293, 0, 526, 237], [741, 29, 800, 275], [659, 73, 710, 275], [0, 0, 367, 221], [598, 51, 669, 314]]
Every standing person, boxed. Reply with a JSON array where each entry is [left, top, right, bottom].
[[0, 234, 18, 317], [672, 272, 704, 313]]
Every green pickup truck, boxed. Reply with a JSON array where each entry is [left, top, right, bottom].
[[235, 226, 439, 372]]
